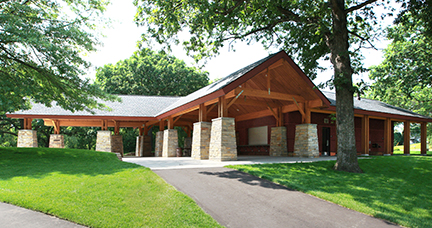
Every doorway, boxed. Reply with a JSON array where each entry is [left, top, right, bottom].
[[322, 127, 331, 155]]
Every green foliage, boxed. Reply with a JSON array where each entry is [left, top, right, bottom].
[[95, 48, 209, 96], [229, 156, 432, 227], [368, 14, 432, 141], [0, 115, 20, 147], [0, 147, 222, 227], [0, 0, 116, 114], [63, 127, 98, 150]]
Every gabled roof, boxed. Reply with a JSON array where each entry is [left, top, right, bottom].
[[323, 91, 432, 121]]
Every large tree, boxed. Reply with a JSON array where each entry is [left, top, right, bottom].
[[0, 0, 114, 114], [133, 0, 395, 172], [95, 48, 209, 96]]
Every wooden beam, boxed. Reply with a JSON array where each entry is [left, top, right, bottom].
[[404, 121, 410, 155], [293, 98, 306, 121], [227, 90, 243, 109], [362, 115, 370, 154], [277, 107, 283, 127], [101, 120, 108, 130], [113, 120, 120, 135], [206, 103, 217, 115], [384, 118, 392, 154], [421, 122, 427, 155], [199, 103, 207, 122], [173, 115, 182, 125], [167, 117, 174, 129], [233, 98, 278, 108], [139, 126, 144, 136], [267, 105, 278, 120], [305, 101, 311, 124], [235, 109, 273, 122], [235, 87, 305, 102]]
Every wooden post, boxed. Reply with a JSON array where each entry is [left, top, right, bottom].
[[277, 107, 283, 127], [362, 115, 369, 155], [139, 126, 144, 136], [304, 101, 311, 124], [23, 118, 32, 130], [218, 95, 227, 117], [159, 120, 164, 131], [114, 121, 120, 135], [421, 122, 427, 155], [404, 121, 410, 155], [101, 120, 108, 131], [199, 103, 207, 122], [384, 118, 392, 155], [167, 117, 174, 129]]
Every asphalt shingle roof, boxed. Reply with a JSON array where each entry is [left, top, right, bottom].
[[322, 91, 431, 120]]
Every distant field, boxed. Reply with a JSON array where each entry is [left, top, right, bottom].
[[393, 143, 432, 155]]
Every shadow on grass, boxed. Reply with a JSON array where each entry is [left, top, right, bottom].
[[230, 156, 432, 228], [199, 170, 292, 190], [0, 147, 143, 180]]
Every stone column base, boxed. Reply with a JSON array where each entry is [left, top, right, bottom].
[[49, 134, 64, 148], [191, 122, 211, 160], [293, 124, 319, 158], [96, 131, 112, 152], [209, 117, 237, 161], [163, 129, 178, 157], [111, 135, 124, 156], [17, 130, 38, 148], [155, 131, 164, 157], [270, 127, 288, 156]]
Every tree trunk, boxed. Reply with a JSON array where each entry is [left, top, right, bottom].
[[329, 0, 362, 173]]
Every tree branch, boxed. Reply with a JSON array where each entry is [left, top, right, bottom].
[[348, 30, 378, 50], [345, 0, 378, 13]]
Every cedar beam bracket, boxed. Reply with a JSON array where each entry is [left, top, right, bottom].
[[266, 102, 279, 121], [292, 97, 306, 121], [138, 126, 144, 136], [173, 115, 182, 125], [206, 103, 218, 115], [226, 89, 244, 110], [101, 119, 108, 131], [51, 120, 60, 134], [113, 120, 120, 135]]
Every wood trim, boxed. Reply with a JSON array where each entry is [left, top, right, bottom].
[[218, 95, 227, 117], [404, 121, 410, 155], [421, 122, 427, 155], [159, 120, 164, 131], [199, 103, 207, 122]]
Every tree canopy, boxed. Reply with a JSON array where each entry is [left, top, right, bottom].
[[0, 0, 114, 114], [133, 0, 396, 172], [95, 48, 209, 96]]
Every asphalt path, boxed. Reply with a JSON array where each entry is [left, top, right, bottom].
[[155, 167, 401, 228], [0, 202, 85, 228]]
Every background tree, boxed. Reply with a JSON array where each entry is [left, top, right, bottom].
[[368, 12, 432, 142], [95, 48, 209, 96], [134, 0, 397, 172], [0, 0, 115, 115]]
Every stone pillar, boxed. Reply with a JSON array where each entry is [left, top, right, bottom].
[[49, 134, 64, 148], [17, 130, 38, 148], [135, 136, 144, 156], [270, 127, 288, 156], [183, 137, 192, 157], [96, 130, 112, 152], [143, 135, 152, 156], [154, 131, 164, 157], [293, 124, 319, 158], [111, 135, 124, 156], [209, 117, 237, 161], [162, 129, 178, 157], [191, 122, 211, 160]]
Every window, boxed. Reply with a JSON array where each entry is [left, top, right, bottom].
[[248, 126, 268, 145]]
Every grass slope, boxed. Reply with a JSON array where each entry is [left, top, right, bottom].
[[228, 156, 432, 228], [0, 147, 221, 228]]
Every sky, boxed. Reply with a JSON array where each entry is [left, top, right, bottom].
[[84, 0, 393, 90]]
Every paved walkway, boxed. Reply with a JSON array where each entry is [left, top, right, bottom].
[[0, 202, 85, 228], [123, 155, 338, 170], [154, 167, 400, 228]]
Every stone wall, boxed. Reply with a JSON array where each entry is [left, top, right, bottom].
[[155, 131, 164, 157], [269, 127, 287, 156], [209, 117, 237, 161], [96, 130, 112, 152], [191, 122, 211, 160], [293, 124, 319, 158], [111, 135, 124, 156], [49, 134, 64, 148], [162, 129, 178, 157], [17, 130, 38, 148]]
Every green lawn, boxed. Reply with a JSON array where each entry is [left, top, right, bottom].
[[0, 147, 221, 228], [228, 156, 432, 228]]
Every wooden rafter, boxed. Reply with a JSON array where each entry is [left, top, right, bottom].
[[235, 87, 305, 102]]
